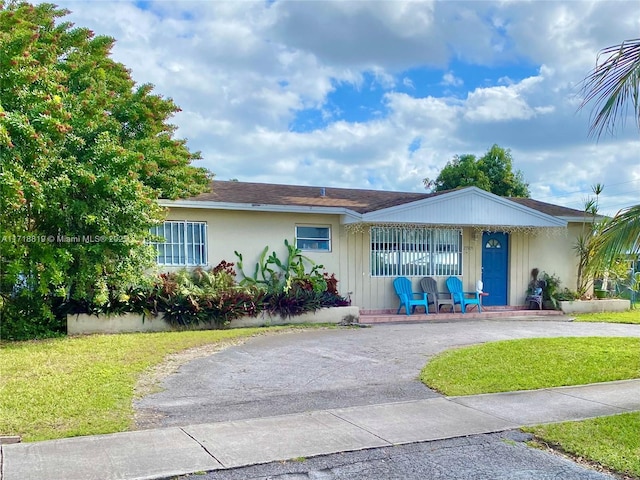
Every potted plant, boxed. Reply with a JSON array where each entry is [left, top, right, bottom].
[[540, 271, 562, 309]]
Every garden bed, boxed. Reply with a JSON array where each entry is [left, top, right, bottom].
[[559, 299, 630, 314], [67, 306, 360, 335]]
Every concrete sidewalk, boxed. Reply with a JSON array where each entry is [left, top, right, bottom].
[[2, 379, 639, 480]]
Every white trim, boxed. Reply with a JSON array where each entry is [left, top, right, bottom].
[[558, 215, 606, 224], [295, 224, 332, 252], [160, 199, 362, 223]]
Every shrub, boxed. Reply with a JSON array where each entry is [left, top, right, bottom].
[[154, 263, 264, 327], [540, 271, 562, 309], [556, 288, 579, 301], [0, 293, 65, 341], [5, 253, 349, 339]]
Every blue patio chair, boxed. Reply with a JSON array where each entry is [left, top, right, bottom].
[[393, 277, 429, 315], [445, 277, 482, 313]]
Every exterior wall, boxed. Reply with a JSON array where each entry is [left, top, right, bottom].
[[508, 224, 581, 306], [162, 207, 583, 311], [163, 208, 346, 290], [511, 223, 582, 303]]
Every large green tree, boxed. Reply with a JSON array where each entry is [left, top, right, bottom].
[[424, 144, 530, 197], [0, 1, 212, 337], [580, 39, 640, 272]]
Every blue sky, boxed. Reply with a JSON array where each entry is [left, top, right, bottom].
[[49, 0, 639, 216]]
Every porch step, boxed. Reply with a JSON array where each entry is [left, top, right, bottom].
[[359, 308, 565, 324]]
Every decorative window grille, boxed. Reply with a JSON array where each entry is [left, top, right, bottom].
[[370, 226, 462, 277], [150, 221, 207, 266]]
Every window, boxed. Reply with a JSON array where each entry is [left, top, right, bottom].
[[370, 226, 462, 277], [296, 225, 331, 251], [150, 221, 207, 266]]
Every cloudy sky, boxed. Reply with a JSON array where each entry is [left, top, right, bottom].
[[50, 0, 639, 215]]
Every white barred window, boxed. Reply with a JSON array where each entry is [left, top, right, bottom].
[[150, 221, 207, 266], [370, 227, 462, 277]]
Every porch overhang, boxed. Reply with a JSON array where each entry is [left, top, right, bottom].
[[345, 187, 567, 229]]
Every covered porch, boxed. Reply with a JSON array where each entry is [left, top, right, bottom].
[[341, 187, 575, 312]]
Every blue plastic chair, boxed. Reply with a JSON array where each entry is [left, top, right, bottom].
[[393, 277, 429, 315], [445, 277, 482, 313]]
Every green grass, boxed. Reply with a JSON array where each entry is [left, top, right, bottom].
[[574, 310, 640, 324], [524, 412, 640, 478], [420, 337, 640, 396], [422, 337, 640, 478], [0, 326, 310, 442]]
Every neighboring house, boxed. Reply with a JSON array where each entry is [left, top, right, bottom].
[[155, 181, 589, 312]]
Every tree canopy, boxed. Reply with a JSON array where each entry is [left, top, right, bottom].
[[0, 1, 212, 338], [424, 144, 530, 198]]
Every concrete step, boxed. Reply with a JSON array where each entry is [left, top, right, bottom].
[[359, 308, 565, 324]]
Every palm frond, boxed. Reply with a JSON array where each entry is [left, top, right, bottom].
[[580, 38, 640, 139], [590, 204, 640, 267]]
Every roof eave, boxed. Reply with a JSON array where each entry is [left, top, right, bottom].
[[160, 199, 363, 223]]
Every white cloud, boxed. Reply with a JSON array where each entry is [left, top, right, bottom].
[[463, 74, 554, 122], [442, 72, 463, 87], [35, 0, 640, 213]]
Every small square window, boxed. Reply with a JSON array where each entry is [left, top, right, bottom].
[[296, 225, 331, 252]]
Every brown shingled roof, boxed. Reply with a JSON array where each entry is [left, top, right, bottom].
[[191, 180, 434, 214], [188, 180, 585, 218], [508, 197, 588, 218]]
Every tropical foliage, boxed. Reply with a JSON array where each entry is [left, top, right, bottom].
[[573, 184, 604, 296], [580, 39, 640, 281], [581, 38, 640, 139], [55, 255, 348, 335], [0, 2, 211, 338]]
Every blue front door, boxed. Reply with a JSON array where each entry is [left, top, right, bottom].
[[482, 232, 508, 306]]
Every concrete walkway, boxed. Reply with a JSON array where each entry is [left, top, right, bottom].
[[3, 378, 638, 480]]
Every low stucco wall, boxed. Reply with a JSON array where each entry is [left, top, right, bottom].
[[67, 306, 360, 335], [229, 306, 359, 328], [559, 299, 631, 314]]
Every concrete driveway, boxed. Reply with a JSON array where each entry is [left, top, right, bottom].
[[134, 318, 640, 428]]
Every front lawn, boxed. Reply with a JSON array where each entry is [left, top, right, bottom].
[[574, 310, 640, 324], [420, 337, 640, 396], [421, 336, 640, 479], [0, 327, 313, 442], [525, 412, 640, 479]]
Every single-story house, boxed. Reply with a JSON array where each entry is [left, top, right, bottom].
[[155, 180, 589, 312]]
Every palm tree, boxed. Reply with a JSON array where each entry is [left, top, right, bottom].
[[580, 39, 640, 273]]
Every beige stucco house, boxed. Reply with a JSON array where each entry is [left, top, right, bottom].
[[155, 181, 588, 312]]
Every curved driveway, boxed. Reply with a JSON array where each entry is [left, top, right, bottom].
[[134, 318, 640, 428]]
